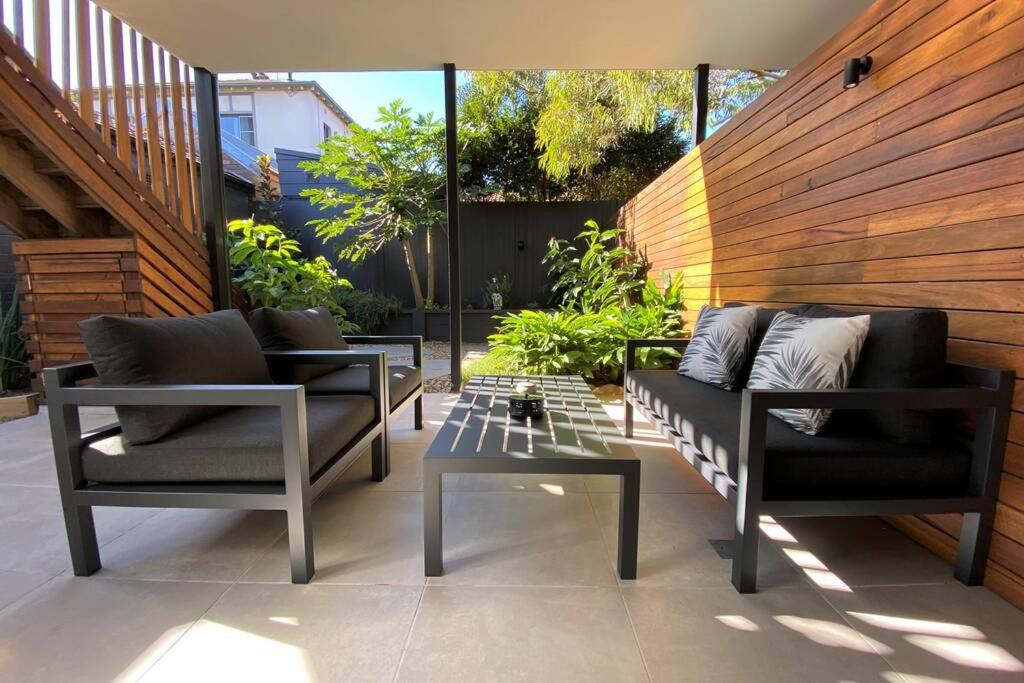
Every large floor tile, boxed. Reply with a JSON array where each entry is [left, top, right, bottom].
[[330, 443, 438, 493], [778, 516, 956, 588], [143, 583, 422, 682], [822, 583, 1024, 682], [428, 491, 617, 587], [0, 570, 54, 612], [241, 489, 427, 585], [589, 492, 802, 589], [397, 585, 648, 682], [0, 484, 161, 574], [623, 585, 896, 682], [0, 576, 227, 683], [94, 508, 285, 582]]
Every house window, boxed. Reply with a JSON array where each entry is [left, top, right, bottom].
[[221, 113, 256, 146], [323, 123, 332, 141]]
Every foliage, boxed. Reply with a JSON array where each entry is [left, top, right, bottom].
[[460, 69, 782, 182], [481, 273, 513, 309], [0, 297, 28, 393], [299, 100, 445, 308], [462, 346, 520, 382], [543, 220, 645, 312], [227, 219, 357, 332], [253, 154, 283, 229], [489, 273, 685, 383], [459, 73, 685, 201], [333, 288, 403, 334]]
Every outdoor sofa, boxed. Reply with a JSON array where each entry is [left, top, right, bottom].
[[624, 304, 1014, 593], [45, 308, 419, 584]]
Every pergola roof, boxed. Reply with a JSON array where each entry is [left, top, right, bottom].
[[97, 0, 873, 72]]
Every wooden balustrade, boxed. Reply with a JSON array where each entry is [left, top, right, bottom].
[[1, 0, 202, 237]]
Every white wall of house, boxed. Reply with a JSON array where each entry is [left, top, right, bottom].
[[220, 89, 351, 158]]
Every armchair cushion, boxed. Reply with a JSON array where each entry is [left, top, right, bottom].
[[81, 395, 376, 483], [626, 370, 971, 499], [79, 310, 271, 445], [304, 365, 422, 409], [249, 307, 349, 383]]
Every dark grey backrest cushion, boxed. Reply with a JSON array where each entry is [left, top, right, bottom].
[[249, 307, 349, 383], [797, 305, 948, 443], [79, 309, 272, 445]]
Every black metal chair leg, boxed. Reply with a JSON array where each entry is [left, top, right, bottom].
[[414, 394, 423, 430], [624, 400, 634, 438], [732, 499, 760, 593], [954, 510, 994, 585], [62, 504, 101, 576], [371, 433, 387, 482], [287, 504, 314, 584]]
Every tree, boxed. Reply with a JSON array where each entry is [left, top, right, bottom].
[[300, 101, 445, 308], [461, 69, 783, 182], [459, 74, 687, 201], [252, 154, 283, 229]]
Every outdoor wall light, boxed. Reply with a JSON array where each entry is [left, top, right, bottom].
[[843, 56, 873, 89]]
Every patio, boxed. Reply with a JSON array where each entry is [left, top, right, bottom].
[[1, 394, 1022, 682]]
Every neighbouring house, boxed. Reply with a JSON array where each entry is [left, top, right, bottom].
[[218, 75, 355, 158]]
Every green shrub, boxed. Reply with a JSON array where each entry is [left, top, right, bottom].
[[462, 347, 520, 381], [0, 297, 28, 393], [228, 219, 357, 333], [489, 273, 684, 383], [333, 288, 403, 334], [543, 219, 645, 312]]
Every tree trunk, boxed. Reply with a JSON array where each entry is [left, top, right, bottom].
[[426, 227, 435, 305], [402, 237, 425, 309]]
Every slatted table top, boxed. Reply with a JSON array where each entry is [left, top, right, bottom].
[[426, 375, 636, 462]]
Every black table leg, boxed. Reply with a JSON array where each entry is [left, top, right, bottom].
[[617, 465, 641, 579]]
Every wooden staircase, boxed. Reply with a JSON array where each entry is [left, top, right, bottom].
[[0, 1, 214, 390]]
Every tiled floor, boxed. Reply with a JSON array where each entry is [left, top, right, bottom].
[[1, 395, 1022, 682]]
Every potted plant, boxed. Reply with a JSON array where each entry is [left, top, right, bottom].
[[0, 297, 37, 421]]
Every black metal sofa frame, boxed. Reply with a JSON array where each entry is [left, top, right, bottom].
[[340, 335, 425, 432], [45, 349, 388, 585], [623, 338, 1014, 593]]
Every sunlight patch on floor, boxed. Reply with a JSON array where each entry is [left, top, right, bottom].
[[715, 615, 760, 632], [774, 616, 891, 654], [906, 635, 1024, 672]]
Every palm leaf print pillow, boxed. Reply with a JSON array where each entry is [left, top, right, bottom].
[[677, 305, 759, 390], [747, 312, 871, 435]]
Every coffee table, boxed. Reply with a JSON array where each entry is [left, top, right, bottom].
[[423, 375, 640, 578]]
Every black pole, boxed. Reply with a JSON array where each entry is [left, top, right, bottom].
[[693, 63, 710, 147], [194, 67, 232, 310], [444, 63, 462, 389]]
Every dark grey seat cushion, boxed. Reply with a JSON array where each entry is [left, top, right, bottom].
[[626, 370, 971, 499], [304, 365, 421, 409], [798, 305, 948, 444], [79, 310, 272, 445], [82, 395, 376, 484], [249, 306, 349, 383]]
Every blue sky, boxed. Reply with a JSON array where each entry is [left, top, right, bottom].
[[294, 71, 449, 127]]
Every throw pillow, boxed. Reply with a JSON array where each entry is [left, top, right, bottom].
[[677, 304, 759, 390], [249, 306, 349, 383], [746, 311, 871, 435]]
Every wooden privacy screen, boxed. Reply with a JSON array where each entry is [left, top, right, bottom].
[[14, 238, 205, 393], [618, 0, 1024, 607]]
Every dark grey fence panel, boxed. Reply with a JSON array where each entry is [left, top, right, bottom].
[[276, 147, 621, 308]]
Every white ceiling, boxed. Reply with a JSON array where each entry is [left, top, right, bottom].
[[97, 0, 874, 72]]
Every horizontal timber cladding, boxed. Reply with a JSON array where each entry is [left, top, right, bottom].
[[618, 0, 1024, 607], [14, 238, 211, 393]]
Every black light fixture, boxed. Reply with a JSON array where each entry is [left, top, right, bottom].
[[843, 56, 873, 89]]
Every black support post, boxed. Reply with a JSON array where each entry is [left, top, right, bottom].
[[444, 63, 462, 389], [693, 63, 710, 148], [194, 67, 232, 310]]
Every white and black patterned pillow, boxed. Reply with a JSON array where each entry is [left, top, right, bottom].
[[747, 312, 871, 435], [677, 305, 759, 390]]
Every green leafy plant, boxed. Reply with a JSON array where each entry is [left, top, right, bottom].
[[227, 219, 357, 332], [253, 154, 283, 230], [543, 219, 645, 312], [0, 297, 28, 394], [462, 347, 520, 382], [489, 273, 685, 383], [333, 288, 403, 334], [481, 273, 513, 309], [300, 100, 446, 309]]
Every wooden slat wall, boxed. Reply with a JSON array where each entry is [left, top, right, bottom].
[[618, 0, 1024, 608]]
